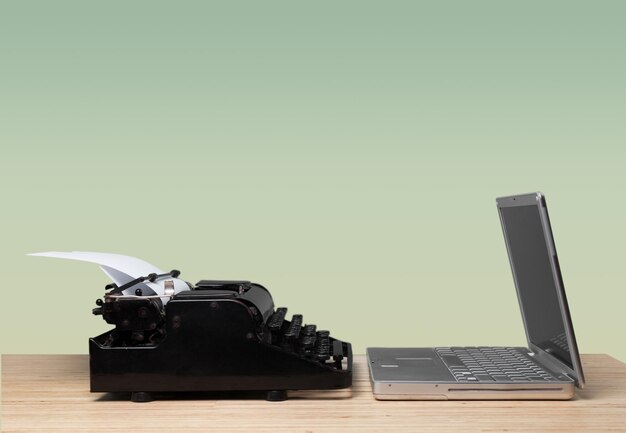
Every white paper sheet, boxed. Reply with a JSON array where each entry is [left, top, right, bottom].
[[29, 251, 190, 303]]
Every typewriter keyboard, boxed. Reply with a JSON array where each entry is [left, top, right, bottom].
[[267, 307, 346, 369]]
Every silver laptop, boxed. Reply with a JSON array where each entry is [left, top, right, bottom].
[[367, 192, 585, 400]]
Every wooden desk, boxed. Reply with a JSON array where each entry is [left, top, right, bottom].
[[2, 354, 625, 432]]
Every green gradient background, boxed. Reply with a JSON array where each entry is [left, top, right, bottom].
[[0, 1, 624, 361]]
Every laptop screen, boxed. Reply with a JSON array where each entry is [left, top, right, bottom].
[[499, 204, 574, 369]]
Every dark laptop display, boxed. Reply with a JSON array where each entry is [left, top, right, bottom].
[[499, 204, 574, 369]]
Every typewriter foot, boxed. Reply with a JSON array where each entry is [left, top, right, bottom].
[[131, 391, 154, 403], [266, 390, 288, 402]]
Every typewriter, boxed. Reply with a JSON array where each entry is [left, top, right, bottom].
[[31, 252, 353, 402]]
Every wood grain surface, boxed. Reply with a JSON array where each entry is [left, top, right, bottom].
[[2, 354, 625, 432]]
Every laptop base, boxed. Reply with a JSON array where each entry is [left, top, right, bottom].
[[367, 347, 575, 400]]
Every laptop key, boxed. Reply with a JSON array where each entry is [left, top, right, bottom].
[[440, 356, 465, 367], [492, 375, 510, 382], [474, 374, 493, 381]]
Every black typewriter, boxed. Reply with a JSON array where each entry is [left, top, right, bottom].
[[90, 273, 352, 402]]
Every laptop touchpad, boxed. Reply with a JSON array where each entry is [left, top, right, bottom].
[[395, 357, 450, 380], [370, 348, 455, 381]]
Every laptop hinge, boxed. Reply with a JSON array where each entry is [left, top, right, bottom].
[[528, 344, 577, 384]]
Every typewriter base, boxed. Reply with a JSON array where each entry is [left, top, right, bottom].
[[90, 338, 352, 403], [126, 389, 289, 402]]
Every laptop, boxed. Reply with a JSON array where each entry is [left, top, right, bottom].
[[367, 192, 585, 400]]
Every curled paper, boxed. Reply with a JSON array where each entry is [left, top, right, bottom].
[[29, 251, 190, 303]]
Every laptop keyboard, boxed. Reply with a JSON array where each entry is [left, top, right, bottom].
[[435, 347, 559, 383]]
